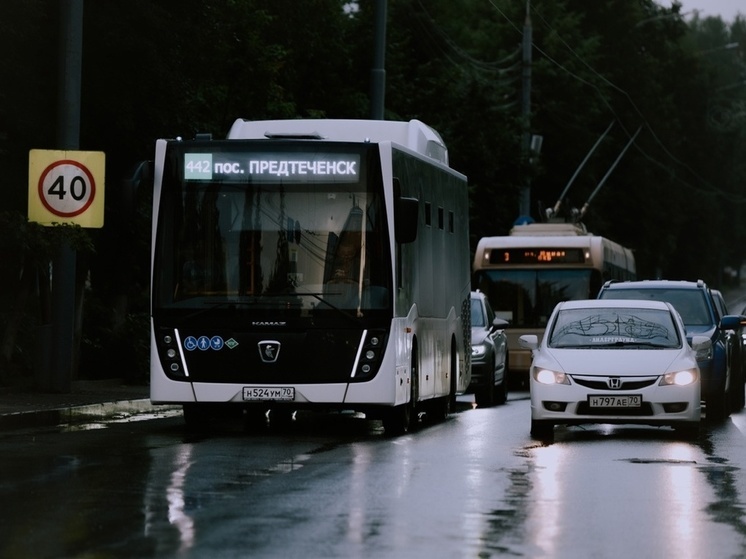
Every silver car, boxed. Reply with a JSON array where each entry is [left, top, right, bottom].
[[520, 299, 710, 440], [470, 291, 509, 407]]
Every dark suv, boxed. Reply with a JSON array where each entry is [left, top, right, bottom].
[[597, 279, 745, 421]]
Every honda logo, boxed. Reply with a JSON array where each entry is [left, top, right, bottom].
[[258, 341, 281, 363], [607, 377, 622, 389]]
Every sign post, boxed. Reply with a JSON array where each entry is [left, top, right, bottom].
[[28, 149, 105, 392]]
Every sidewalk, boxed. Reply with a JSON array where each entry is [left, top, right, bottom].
[[0, 379, 174, 431]]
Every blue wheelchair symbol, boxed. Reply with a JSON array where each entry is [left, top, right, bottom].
[[184, 336, 198, 351]]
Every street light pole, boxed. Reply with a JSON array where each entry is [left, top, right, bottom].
[[518, 0, 532, 220], [50, 0, 84, 393], [370, 0, 387, 120]]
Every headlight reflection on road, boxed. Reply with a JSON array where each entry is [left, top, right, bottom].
[[529, 444, 563, 557], [662, 445, 701, 557], [144, 444, 196, 554]]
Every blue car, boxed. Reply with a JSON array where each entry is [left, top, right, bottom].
[[598, 279, 744, 422]]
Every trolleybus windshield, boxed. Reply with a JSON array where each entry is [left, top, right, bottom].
[[153, 143, 392, 317], [473, 268, 600, 328]]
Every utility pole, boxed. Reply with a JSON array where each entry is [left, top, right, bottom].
[[518, 0, 532, 220], [51, 0, 84, 392], [370, 0, 387, 120]]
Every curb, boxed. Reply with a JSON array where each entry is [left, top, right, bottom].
[[0, 399, 182, 432]]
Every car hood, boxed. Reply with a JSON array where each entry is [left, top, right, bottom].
[[537, 348, 689, 376]]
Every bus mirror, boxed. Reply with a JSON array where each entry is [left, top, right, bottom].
[[395, 196, 418, 244]]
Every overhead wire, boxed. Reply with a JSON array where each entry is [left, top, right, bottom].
[[484, 0, 745, 203]]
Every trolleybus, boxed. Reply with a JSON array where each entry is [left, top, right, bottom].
[[472, 222, 636, 381], [150, 119, 471, 434]]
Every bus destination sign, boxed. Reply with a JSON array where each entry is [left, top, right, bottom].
[[492, 248, 586, 265], [184, 152, 360, 183]]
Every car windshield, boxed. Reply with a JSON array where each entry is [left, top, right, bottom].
[[599, 288, 711, 326], [471, 299, 486, 327], [548, 307, 681, 349]]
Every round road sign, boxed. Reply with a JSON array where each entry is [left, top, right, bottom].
[[38, 159, 96, 218]]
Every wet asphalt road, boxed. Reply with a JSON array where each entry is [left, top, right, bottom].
[[1, 390, 745, 558]]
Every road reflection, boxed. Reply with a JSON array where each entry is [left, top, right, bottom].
[[530, 444, 564, 557], [698, 419, 746, 557], [144, 444, 196, 554]]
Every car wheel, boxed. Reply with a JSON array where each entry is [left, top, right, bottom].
[[474, 363, 496, 408], [494, 362, 508, 405], [674, 422, 699, 441], [531, 419, 554, 440], [706, 385, 729, 423], [729, 358, 745, 412]]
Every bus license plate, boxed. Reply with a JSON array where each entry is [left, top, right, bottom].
[[243, 387, 295, 401], [588, 395, 641, 408]]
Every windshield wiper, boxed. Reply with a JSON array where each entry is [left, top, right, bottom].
[[598, 340, 670, 348], [175, 300, 256, 324], [293, 289, 364, 326]]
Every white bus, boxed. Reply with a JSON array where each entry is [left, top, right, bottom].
[[149, 119, 471, 434], [472, 222, 636, 381]]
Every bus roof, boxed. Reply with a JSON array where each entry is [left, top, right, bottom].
[[509, 222, 589, 236], [226, 118, 450, 165]]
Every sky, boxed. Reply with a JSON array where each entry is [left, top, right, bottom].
[[660, 1, 746, 22]]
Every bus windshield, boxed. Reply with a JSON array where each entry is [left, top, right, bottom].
[[153, 144, 392, 315], [473, 268, 602, 328]]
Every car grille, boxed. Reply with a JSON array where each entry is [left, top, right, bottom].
[[571, 375, 658, 391]]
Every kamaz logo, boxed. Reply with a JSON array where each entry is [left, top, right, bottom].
[[258, 341, 281, 363], [252, 321, 287, 327]]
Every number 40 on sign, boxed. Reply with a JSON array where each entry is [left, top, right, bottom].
[[28, 149, 105, 228]]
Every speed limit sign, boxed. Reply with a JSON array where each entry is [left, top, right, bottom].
[[29, 150, 105, 227]]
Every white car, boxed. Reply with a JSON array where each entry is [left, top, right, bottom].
[[519, 299, 711, 439]]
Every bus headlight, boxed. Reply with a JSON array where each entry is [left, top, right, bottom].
[[353, 330, 387, 380]]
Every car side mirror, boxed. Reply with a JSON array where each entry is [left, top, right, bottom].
[[519, 334, 539, 350], [720, 315, 742, 330]]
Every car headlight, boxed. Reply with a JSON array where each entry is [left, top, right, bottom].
[[532, 367, 570, 385], [472, 344, 488, 358], [660, 369, 698, 386]]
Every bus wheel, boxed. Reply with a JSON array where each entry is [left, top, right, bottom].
[[270, 408, 296, 430], [183, 403, 209, 431], [426, 396, 450, 423], [382, 348, 419, 435], [428, 343, 458, 423], [243, 406, 269, 432], [382, 403, 411, 435]]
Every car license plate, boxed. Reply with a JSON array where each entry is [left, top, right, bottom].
[[588, 395, 642, 408], [243, 387, 295, 401]]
